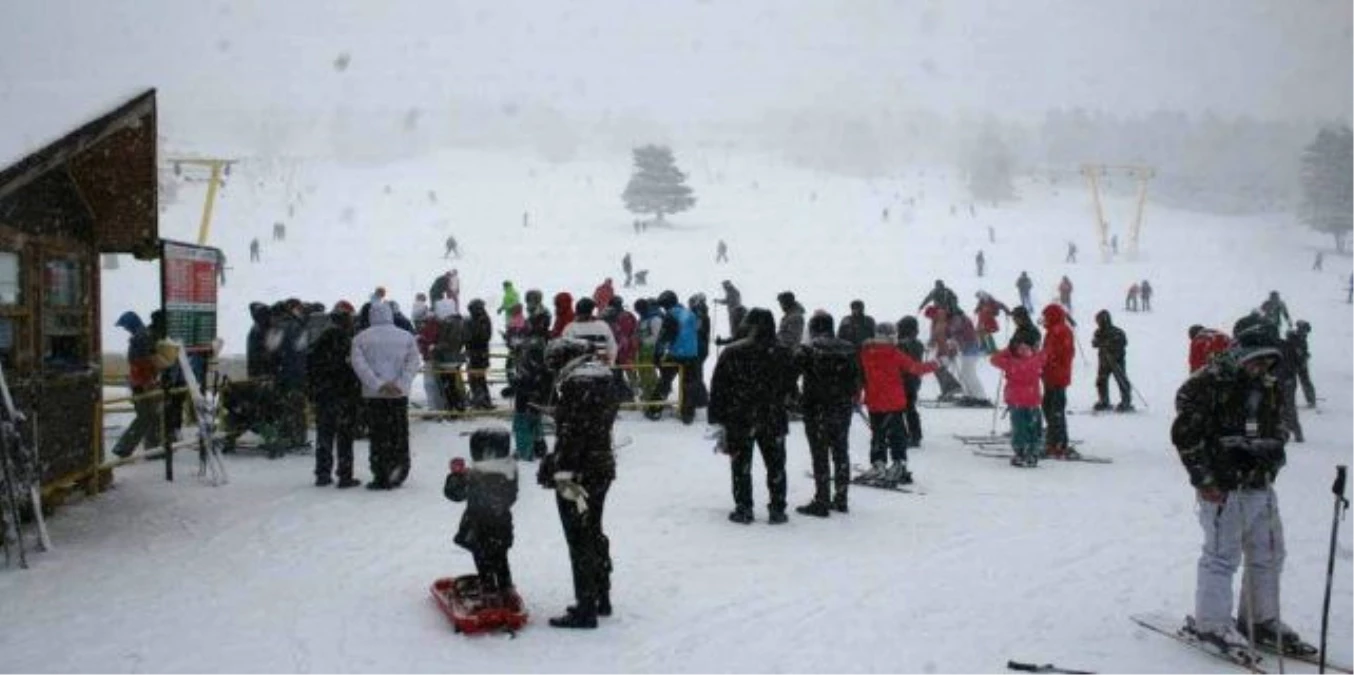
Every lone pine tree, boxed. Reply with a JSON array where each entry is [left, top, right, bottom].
[[622, 144, 696, 224]]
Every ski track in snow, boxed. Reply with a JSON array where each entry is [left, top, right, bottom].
[[0, 150, 1347, 673]]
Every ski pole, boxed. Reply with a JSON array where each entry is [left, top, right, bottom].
[[1320, 465, 1349, 674], [1267, 488, 1285, 675], [1111, 360, 1149, 410]]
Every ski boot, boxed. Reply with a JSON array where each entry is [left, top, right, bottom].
[[728, 507, 754, 524], [795, 501, 831, 518], [1237, 618, 1317, 656], [1115, 401, 1135, 413]]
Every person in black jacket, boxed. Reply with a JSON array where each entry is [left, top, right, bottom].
[[794, 311, 862, 517], [836, 300, 877, 349], [1091, 309, 1132, 412], [269, 299, 311, 454], [465, 299, 494, 410], [1008, 306, 1041, 351], [1286, 320, 1315, 408], [446, 427, 518, 601], [896, 316, 927, 448], [688, 293, 712, 412], [708, 308, 798, 525], [917, 279, 960, 316], [307, 302, 363, 487], [1170, 332, 1309, 654], [538, 338, 619, 629], [511, 312, 553, 461]]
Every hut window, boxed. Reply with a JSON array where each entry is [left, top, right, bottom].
[[43, 259, 81, 307], [0, 252, 20, 305], [42, 258, 86, 372]]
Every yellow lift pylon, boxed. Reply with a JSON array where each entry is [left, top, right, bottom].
[[1079, 164, 1155, 261], [167, 158, 237, 245]]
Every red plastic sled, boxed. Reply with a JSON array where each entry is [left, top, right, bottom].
[[430, 575, 528, 635]]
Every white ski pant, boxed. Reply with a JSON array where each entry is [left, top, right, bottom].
[[1194, 487, 1285, 635], [957, 353, 988, 400]]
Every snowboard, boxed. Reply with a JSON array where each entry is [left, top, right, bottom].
[[430, 575, 528, 635], [972, 447, 1111, 464], [1129, 612, 1264, 673]]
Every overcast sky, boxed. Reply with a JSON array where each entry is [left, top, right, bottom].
[[1, 0, 1349, 161]]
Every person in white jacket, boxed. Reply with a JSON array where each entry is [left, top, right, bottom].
[[351, 301, 422, 490], [562, 297, 617, 365]]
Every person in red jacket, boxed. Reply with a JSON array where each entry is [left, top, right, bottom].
[[990, 342, 1047, 467], [974, 291, 1011, 354], [593, 278, 615, 311], [859, 323, 938, 484], [551, 292, 575, 339], [1040, 303, 1076, 459], [1188, 325, 1232, 373]]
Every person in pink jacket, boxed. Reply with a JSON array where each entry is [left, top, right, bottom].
[[989, 341, 1047, 467]]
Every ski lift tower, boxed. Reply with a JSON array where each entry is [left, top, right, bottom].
[[1079, 164, 1155, 261], [166, 158, 236, 245]]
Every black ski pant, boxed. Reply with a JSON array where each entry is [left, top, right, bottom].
[[1095, 358, 1131, 406], [557, 477, 612, 609], [649, 356, 697, 422], [727, 427, 787, 514], [473, 548, 513, 594], [1280, 376, 1303, 442], [1041, 386, 1069, 448], [314, 399, 356, 481], [366, 397, 410, 486], [438, 368, 466, 411], [467, 349, 491, 407], [803, 404, 852, 505], [868, 410, 908, 465], [276, 384, 308, 448], [903, 377, 922, 446], [1297, 362, 1315, 407]]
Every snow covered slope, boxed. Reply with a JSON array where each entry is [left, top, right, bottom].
[[2, 150, 1348, 673]]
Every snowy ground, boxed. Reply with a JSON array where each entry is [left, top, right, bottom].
[[2, 151, 1351, 673]]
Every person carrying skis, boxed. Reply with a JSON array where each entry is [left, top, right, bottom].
[[859, 323, 938, 484], [973, 292, 1010, 354], [708, 308, 798, 524], [896, 316, 927, 448], [1091, 309, 1133, 412], [1040, 304, 1076, 459], [1015, 271, 1034, 311], [1170, 330, 1314, 657], [1259, 291, 1291, 330], [794, 311, 862, 517], [836, 300, 876, 350], [537, 338, 619, 629], [989, 340, 1046, 467], [445, 427, 518, 603]]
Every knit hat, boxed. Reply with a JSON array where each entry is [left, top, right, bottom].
[[333, 300, 356, 315]]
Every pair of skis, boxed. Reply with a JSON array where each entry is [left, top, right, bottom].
[[173, 343, 228, 486], [0, 360, 52, 568], [1130, 611, 1351, 674]]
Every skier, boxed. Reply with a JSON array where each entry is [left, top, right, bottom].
[[350, 301, 421, 490], [918, 280, 960, 316], [497, 281, 520, 317], [1188, 325, 1233, 374], [923, 306, 965, 401], [716, 239, 729, 263], [1313, 250, 1323, 271], [793, 311, 862, 517], [973, 292, 1010, 354], [621, 253, 633, 288], [1091, 310, 1133, 412], [444, 235, 460, 259], [1065, 241, 1077, 263], [1016, 271, 1034, 311], [273, 222, 286, 241], [1259, 291, 1291, 330], [306, 301, 363, 488], [835, 300, 876, 350], [465, 299, 494, 410], [1110, 234, 1118, 255], [445, 427, 518, 605], [1286, 320, 1316, 408], [947, 308, 990, 406], [250, 237, 261, 262], [537, 338, 619, 629], [1140, 280, 1153, 312], [708, 308, 797, 525], [1040, 304, 1076, 459], [1275, 329, 1305, 443], [990, 342, 1046, 467], [988, 225, 995, 244], [975, 250, 985, 277], [1125, 283, 1140, 312], [1057, 276, 1073, 313], [896, 316, 927, 447], [110, 311, 162, 458], [1170, 331, 1313, 657], [712, 280, 746, 341], [859, 323, 937, 483]]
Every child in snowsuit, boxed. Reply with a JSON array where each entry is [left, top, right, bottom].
[[859, 323, 937, 483], [445, 428, 519, 600], [990, 341, 1047, 467]]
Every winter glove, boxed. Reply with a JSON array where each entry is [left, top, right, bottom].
[[708, 425, 728, 455], [554, 472, 590, 512], [450, 457, 467, 474], [378, 381, 403, 396], [536, 452, 558, 489]]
